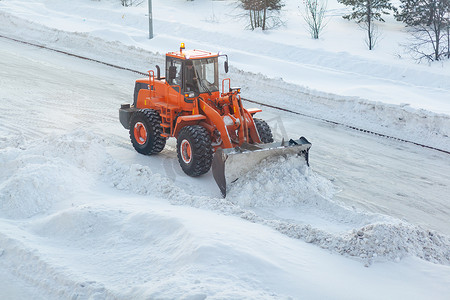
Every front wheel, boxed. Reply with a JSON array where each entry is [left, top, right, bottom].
[[254, 118, 274, 143], [176, 125, 213, 177]]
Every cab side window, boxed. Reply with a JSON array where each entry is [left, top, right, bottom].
[[185, 60, 198, 93], [166, 58, 182, 88]]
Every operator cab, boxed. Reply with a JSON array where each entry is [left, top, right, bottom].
[[165, 45, 220, 97]]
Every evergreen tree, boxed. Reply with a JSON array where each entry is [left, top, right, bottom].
[[338, 0, 396, 50], [396, 0, 449, 61]]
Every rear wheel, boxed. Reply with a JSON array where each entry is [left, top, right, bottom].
[[254, 118, 273, 143], [177, 125, 213, 176], [129, 109, 166, 155]]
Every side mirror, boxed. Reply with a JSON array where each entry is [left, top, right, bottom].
[[155, 65, 161, 80], [224, 61, 229, 73], [168, 66, 177, 80]]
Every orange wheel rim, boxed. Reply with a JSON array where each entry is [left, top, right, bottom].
[[134, 122, 147, 145], [181, 139, 192, 164]]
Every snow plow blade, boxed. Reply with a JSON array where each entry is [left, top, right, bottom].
[[212, 137, 311, 197]]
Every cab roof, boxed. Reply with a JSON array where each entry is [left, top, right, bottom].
[[166, 49, 218, 60]]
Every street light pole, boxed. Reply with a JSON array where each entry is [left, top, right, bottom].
[[148, 0, 153, 39]]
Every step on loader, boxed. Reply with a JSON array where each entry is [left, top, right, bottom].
[[119, 43, 311, 197]]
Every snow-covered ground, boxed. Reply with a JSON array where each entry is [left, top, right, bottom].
[[1, 0, 449, 151], [0, 0, 449, 299]]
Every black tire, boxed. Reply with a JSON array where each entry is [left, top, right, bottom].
[[176, 125, 213, 177], [254, 118, 274, 143], [129, 109, 166, 155]]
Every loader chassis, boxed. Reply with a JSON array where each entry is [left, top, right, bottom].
[[119, 44, 311, 196]]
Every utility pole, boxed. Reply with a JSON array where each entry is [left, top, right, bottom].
[[148, 0, 153, 39]]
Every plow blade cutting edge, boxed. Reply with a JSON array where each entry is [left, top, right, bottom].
[[212, 137, 312, 197]]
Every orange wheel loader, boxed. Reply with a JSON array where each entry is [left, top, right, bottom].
[[119, 43, 311, 196]]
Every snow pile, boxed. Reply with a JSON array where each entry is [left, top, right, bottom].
[[0, 129, 187, 218], [342, 222, 450, 265], [0, 158, 80, 218], [0, 128, 199, 210], [0, 131, 99, 219], [223, 155, 450, 265], [2, 205, 295, 299], [227, 155, 335, 207], [272, 220, 450, 266], [0, 230, 117, 300], [98, 147, 450, 266], [101, 159, 183, 200]]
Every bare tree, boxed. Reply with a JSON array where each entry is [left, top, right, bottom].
[[121, 0, 144, 7], [302, 0, 328, 39], [446, 9, 450, 58], [240, 0, 284, 30], [338, 0, 396, 50], [397, 0, 450, 61]]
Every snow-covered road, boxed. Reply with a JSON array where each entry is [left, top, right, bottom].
[[1, 36, 449, 235], [1, 0, 450, 298], [1, 34, 449, 298]]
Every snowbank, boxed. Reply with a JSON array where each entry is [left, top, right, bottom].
[[0, 131, 97, 218], [3, 129, 447, 267], [236, 70, 450, 151]]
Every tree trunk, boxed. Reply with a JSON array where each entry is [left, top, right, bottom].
[[434, 22, 440, 60], [367, 1, 373, 50], [262, 0, 267, 30], [447, 21, 450, 58]]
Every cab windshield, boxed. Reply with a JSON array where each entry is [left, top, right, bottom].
[[185, 58, 219, 94]]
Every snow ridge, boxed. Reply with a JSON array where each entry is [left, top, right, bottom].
[[226, 155, 450, 266], [236, 70, 450, 151], [272, 221, 450, 267], [0, 230, 116, 300], [2, 130, 447, 266], [91, 137, 450, 266]]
